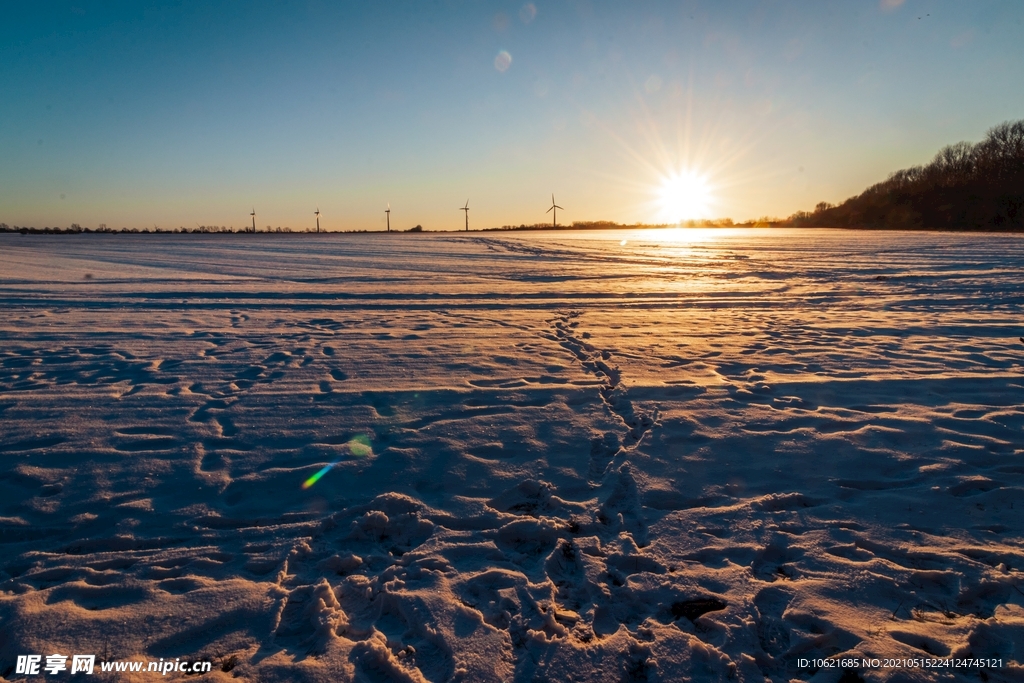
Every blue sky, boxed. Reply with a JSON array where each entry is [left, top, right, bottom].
[[2, 1, 1022, 231]]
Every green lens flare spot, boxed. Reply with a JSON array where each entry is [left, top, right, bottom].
[[347, 434, 373, 458]]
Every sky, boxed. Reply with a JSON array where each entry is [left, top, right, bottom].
[[1, 1, 1022, 232]]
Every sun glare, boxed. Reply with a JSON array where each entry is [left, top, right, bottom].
[[657, 170, 713, 223]]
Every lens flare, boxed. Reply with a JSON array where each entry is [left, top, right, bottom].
[[301, 435, 373, 489], [302, 461, 339, 489], [347, 434, 373, 458], [494, 50, 512, 73], [657, 170, 713, 223]]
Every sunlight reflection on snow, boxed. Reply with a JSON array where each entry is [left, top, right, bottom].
[[634, 226, 740, 244]]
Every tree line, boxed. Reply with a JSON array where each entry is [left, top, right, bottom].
[[788, 119, 1024, 230]]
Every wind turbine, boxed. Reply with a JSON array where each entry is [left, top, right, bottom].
[[546, 194, 563, 228], [385, 204, 390, 232], [250, 208, 256, 233], [314, 206, 321, 233], [460, 200, 469, 231]]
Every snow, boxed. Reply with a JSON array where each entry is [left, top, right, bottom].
[[1, 228, 1023, 682]]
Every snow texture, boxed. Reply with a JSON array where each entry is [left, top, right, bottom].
[[1, 229, 1023, 682]]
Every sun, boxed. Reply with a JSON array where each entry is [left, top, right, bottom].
[[657, 170, 713, 223]]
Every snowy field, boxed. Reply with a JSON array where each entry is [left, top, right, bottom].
[[1, 228, 1023, 682]]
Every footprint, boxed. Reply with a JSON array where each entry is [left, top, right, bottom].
[[753, 586, 792, 667], [273, 580, 344, 655], [211, 415, 238, 437], [1, 436, 67, 452], [468, 378, 528, 388], [751, 535, 804, 581], [487, 479, 559, 515], [467, 443, 513, 461], [949, 477, 1003, 497], [198, 443, 229, 473], [598, 464, 648, 546], [588, 432, 621, 482], [112, 437, 178, 452], [495, 518, 559, 564], [45, 583, 150, 610], [670, 597, 727, 623], [115, 426, 175, 436]]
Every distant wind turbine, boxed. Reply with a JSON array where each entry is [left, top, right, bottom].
[[460, 200, 470, 231], [546, 194, 564, 228], [250, 207, 256, 233], [385, 204, 391, 232], [314, 206, 321, 234]]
